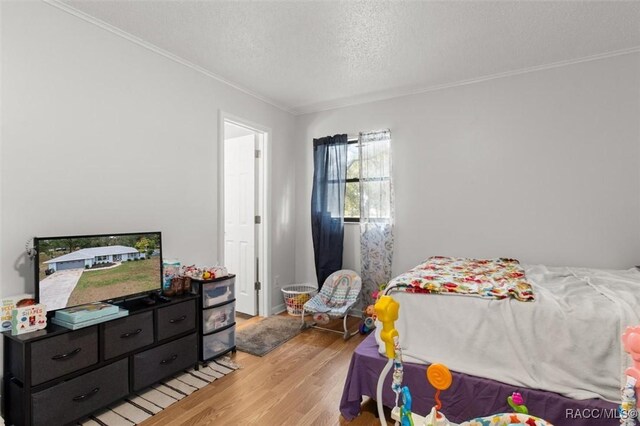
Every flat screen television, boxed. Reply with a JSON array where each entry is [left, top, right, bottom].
[[34, 232, 163, 311]]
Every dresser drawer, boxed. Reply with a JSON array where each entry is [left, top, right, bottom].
[[32, 359, 128, 426], [201, 276, 235, 307], [102, 311, 154, 360], [132, 332, 197, 391], [157, 300, 196, 341], [202, 325, 235, 361], [30, 326, 98, 386], [203, 301, 235, 334]]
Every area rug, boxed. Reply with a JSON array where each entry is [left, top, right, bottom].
[[77, 356, 240, 425], [236, 315, 302, 356]]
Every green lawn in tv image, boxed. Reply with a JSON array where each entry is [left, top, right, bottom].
[[37, 234, 161, 310], [66, 257, 160, 307]]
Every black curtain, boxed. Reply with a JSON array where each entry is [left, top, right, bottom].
[[311, 134, 348, 289]]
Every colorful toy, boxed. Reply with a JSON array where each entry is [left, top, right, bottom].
[[423, 364, 454, 425], [621, 326, 639, 425], [622, 326, 640, 405], [180, 264, 229, 281], [401, 386, 414, 426], [359, 304, 378, 334], [313, 312, 330, 325], [376, 295, 399, 359], [620, 376, 637, 426], [375, 295, 554, 426], [508, 392, 529, 414]]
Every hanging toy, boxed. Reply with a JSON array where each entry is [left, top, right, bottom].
[[312, 312, 330, 325], [423, 364, 453, 426], [620, 376, 637, 426], [507, 392, 529, 414], [400, 386, 414, 426]]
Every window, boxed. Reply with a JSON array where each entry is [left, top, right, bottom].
[[344, 138, 392, 222]]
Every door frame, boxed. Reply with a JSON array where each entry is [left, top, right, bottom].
[[218, 110, 271, 317]]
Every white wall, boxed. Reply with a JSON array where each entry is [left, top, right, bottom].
[[295, 53, 640, 284], [0, 1, 297, 317]]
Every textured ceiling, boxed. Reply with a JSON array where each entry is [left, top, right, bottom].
[[57, 0, 640, 114]]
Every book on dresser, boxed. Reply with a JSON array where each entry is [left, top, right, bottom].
[[51, 307, 128, 330], [54, 301, 120, 323]]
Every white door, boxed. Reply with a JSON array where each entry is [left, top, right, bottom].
[[224, 133, 257, 315]]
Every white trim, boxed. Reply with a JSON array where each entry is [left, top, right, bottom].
[[292, 46, 640, 115], [0, 0, 3, 298], [219, 111, 272, 317], [42, 0, 294, 115], [271, 303, 286, 316]]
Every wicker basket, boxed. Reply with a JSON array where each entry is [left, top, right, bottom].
[[281, 284, 317, 316]]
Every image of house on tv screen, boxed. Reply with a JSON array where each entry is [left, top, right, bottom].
[[38, 233, 161, 311]]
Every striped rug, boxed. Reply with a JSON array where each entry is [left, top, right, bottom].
[[77, 356, 240, 426]]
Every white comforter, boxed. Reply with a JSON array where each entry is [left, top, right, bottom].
[[376, 265, 640, 402]]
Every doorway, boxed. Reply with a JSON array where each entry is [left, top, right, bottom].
[[220, 113, 269, 317]]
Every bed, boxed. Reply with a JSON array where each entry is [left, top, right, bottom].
[[340, 258, 640, 425]]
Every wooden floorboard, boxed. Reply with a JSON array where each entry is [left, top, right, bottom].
[[140, 314, 387, 425]]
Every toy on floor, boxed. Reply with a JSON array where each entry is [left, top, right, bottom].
[[360, 304, 377, 334]]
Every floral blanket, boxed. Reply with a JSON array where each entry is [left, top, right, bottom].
[[386, 256, 535, 301]]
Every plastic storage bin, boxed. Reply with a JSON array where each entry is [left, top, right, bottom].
[[202, 302, 235, 334], [202, 325, 235, 360], [202, 277, 235, 308]]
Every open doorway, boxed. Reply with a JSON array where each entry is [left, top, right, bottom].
[[220, 113, 269, 317]]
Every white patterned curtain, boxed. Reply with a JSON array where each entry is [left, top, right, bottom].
[[359, 129, 394, 306]]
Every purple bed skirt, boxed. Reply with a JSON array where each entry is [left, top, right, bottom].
[[340, 334, 619, 425]]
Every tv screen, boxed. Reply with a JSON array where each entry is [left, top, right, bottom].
[[35, 232, 162, 311]]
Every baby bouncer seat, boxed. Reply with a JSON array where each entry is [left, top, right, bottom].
[[300, 270, 362, 340]]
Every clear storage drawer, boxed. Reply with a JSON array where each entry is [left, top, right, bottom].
[[203, 302, 235, 334], [202, 276, 235, 307], [202, 326, 235, 360]]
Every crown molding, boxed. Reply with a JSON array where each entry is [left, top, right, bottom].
[[39, 1, 640, 117], [42, 0, 296, 115], [292, 45, 640, 115]]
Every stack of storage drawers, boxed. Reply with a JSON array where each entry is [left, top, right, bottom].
[[192, 274, 237, 361]]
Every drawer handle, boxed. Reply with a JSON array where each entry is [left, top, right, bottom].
[[160, 354, 178, 365], [72, 387, 100, 402], [169, 315, 187, 324], [51, 347, 81, 361], [120, 328, 143, 338]]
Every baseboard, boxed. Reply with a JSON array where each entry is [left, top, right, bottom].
[[271, 303, 286, 316]]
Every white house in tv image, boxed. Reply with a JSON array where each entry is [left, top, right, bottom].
[[45, 246, 145, 272]]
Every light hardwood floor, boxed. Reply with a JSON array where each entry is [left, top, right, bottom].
[[141, 315, 385, 426]]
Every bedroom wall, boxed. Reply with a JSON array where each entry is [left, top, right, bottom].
[[294, 52, 640, 284], [0, 1, 297, 317]]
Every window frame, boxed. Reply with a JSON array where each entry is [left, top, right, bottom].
[[344, 139, 359, 222]]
